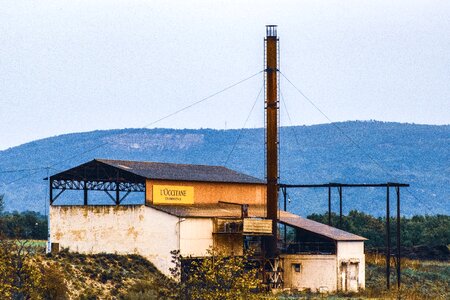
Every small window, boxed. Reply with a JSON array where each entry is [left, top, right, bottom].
[[293, 263, 301, 273]]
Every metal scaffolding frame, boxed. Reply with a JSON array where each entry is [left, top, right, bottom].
[[279, 182, 409, 290], [48, 160, 146, 206]]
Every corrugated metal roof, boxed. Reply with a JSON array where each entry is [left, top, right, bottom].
[[147, 204, 366, 241], [280, 211, 367, 241], [97, 159, 265, 184]]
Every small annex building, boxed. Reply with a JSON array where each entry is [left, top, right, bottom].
[[49, 159, 366, 292]]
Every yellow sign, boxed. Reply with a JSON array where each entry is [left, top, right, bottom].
[[153, 185, 194, 205]]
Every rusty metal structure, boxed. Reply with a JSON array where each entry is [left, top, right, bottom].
[[262, 25, 408, 290], [264, 25, 279, 258]]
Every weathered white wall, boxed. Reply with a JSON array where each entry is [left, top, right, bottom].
[[50, 205, 179, 277], [281, 254, 337, 292], [337, 241, 365, 290], [179, 218, 214, 257]]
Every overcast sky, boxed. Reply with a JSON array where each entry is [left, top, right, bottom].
[[1, 0, 449, 150]]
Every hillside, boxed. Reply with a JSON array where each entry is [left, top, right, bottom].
[[0, 121, 449, 216]]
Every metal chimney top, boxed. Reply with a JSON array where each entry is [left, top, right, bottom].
[[266, 25, 277, 37]]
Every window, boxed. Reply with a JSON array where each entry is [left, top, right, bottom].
[[293, 263, 302, 273]]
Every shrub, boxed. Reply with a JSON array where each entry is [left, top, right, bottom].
[[39, 264, 69, 300]]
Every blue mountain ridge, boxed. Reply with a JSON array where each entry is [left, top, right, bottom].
[[0, 121, 448, 217]]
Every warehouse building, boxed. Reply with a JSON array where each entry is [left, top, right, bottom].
[[49, 158, 366, 292]]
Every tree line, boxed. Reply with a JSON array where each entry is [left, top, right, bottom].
[[0, 194, 448, 258], [308, 210, 450, 259], [0, 195, 47, 240]]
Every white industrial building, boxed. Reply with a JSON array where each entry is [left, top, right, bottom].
[[49, 159, 366, 292]]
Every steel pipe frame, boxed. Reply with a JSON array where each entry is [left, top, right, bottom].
[[51, 179, 145, 192], [50, 179, 145, 205], [279, 181, 407, 290]]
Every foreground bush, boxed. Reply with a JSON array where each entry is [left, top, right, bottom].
[[0, 237, 68, 300], [123, 248, 269, 300]]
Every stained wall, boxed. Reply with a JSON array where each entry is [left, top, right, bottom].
[[50, 205, 178, 277]]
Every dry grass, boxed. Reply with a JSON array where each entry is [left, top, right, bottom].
[[362, 253, 450, 299], [38, 249, 168, 299], [31, 248, 449, 299]]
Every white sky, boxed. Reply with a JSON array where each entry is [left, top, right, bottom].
[[1, 0, 449, 150]]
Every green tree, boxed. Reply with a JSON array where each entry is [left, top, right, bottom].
[[0, 235, 68, 300], [0, 211, 47, 240], [0, 194, 4, 214], [135, 248, 269, 300], [176, 248, 263, 300], [307, 211, 450, 252]]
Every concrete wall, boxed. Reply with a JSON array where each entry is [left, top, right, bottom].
[[281, 254, 337, 293], [179, 218, 244, 257], [50, 205, 179, 277], [179, 218, 213, 257], [146, 179, 266, 205], [337, 241, 365, 291]]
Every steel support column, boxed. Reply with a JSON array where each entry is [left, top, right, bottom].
[[396, 186, 401, 290], [282, 187, 287, 248], [49, 180, 53, 205], [339, 186, 343, 228], [116, 182, 120, 205], [328, 186, 331, 226], [83, 181, 88, 206], [386, 184, 390, 290]]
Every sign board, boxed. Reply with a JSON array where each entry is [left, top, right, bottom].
[[153, 185, 194, 205], [243, 218, 273, 234]]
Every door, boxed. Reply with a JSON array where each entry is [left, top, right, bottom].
[[340, 262, 359, 292]]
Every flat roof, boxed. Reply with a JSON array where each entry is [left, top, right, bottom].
[[147, 204, 366, 241]]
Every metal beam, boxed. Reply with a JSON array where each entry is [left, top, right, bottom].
[[338, 186, 343, 228], [119, 191, 131, 203], [396, 186, 401, 290], [279, 183, 409, 188], [116, 182, 120, 205], [282, 187, 287, 249], [83, 181, 88, 206], [50, 179, 145, 192], [49, 180, 53, 204], [51, 189, 66, 203], [104, 190, 116, 203], [386, 184, 390, 290], [328, 186, 331, 226]]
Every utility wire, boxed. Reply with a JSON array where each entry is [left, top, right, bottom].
[[280, 71, 394, 177], [143, 71, 263, 128], [224, 84, 263, 166], [0, 167, 47, 174], [4, 141, 111, 185], [280, 90, 303, 152], [3, 70, 263, 186], [280, 71, 425, 208]]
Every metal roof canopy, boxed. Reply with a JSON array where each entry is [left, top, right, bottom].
[[49, 159, 147, 206], [279, 181, 409, 291], [48, 159, 265, 206]]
